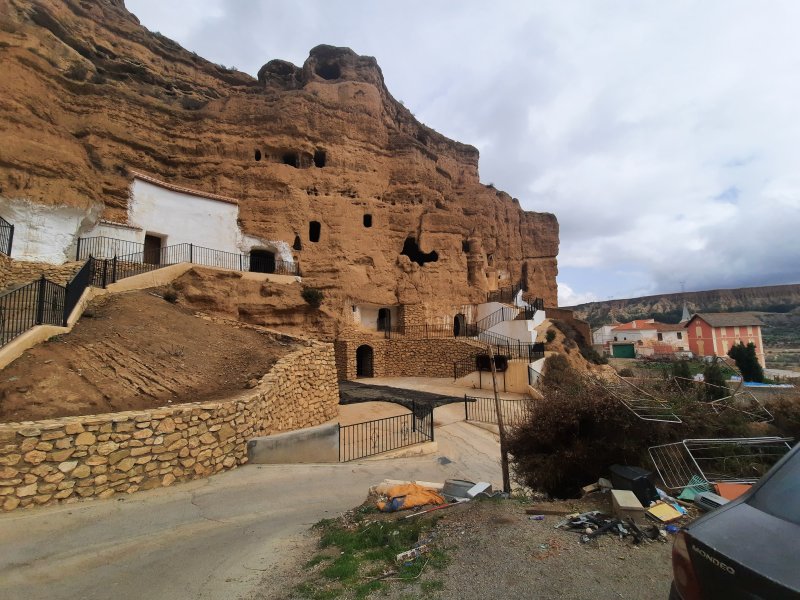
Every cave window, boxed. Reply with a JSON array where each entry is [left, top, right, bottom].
[[316, 62, 341, 80], [487, 253, 494, 266], [282, 152, 299, 168], [400, 236, 438, 266], [254, 149, 261, 161], [309, 221, 321, 243], [461, 240, 470, 253], [249, 249, 276, 274], [377, 308, 391, 332], [314, 149, 326, 168], [363, 214, 372, 228], [293, 235, 302, 251]]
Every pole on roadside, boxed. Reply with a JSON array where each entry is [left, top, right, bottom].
[[487, 342, 511, 493]]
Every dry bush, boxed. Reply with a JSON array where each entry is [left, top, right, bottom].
[[769, 395, 800, 440], [508, 367, 755, 498]]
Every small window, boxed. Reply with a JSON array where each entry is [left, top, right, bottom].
[[254, 149, 262, 161], [677, 332, 682, 340], [657, 333, 663, 341], [363, 214, 372, 228], [487, 253, 494, 266], [462, 240, 470, 253], [293, 235, 302, 251], [614, 336, 618, 342], [309, 221, 321, 243], [314, 149, 326, 168]]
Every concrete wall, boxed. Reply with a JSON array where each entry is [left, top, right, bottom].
[[0, 342, 339, 512], [247, 423, 339, 464], [454, 359, 533, 394]]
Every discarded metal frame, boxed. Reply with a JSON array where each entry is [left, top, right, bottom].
[[648, 437, 793, 490], [605, 374, 682, 423], [669, 377, 774, 423]]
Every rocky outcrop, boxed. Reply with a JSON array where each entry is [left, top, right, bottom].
[[0, 0, 558, 313], [570, 283, 800, 327]]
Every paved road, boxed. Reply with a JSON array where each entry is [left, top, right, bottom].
[[0, 409, 501, 600]]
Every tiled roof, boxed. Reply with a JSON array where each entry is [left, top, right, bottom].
[[687, 313, 764, 328], [130, 170, 239, 206], [612, 319, 656, 331], [654, 323, 686, 332]]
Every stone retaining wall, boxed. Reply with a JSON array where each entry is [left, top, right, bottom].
[[0, 253, 84, 290], [334, 337, 482, 380], [0, 342, 339, 512]]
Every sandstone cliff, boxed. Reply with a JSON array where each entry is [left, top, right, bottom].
[[0, 0, 559, 316]]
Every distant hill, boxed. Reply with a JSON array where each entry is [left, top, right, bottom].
[[567, 283, 800, 328]]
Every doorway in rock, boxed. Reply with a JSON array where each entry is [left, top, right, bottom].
[[143, 234, 163, 265], [356, 345, 374, 378], [453, 313, 467, 337], [377, 308, 391, 332], [249, 249, 276, 273]]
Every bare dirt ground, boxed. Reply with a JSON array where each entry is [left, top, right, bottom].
[[286, 496, 674, 600], [0, 290, 296, 422]]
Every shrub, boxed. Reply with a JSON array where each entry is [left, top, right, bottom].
[[618, 367, 634, 377], [671, 360, 692, 391], [728, 342, 765, 382], [301, 286, 324, 308], [551, 319, 578, 350], [545, 329, 556, 344], [580, 345, 608, 365], [702, 361, 729, 400], [162, 287, 178, 304], [769, 396, 800, 440], [540, 354, 579, 391]]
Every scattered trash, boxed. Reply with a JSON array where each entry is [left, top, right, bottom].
[[396, 544, 430, 563], [437, 456, 453, 465], [466, 482, 493, 498], [555, 510, 664, 544], [694, 491, 729, 512], [581, 482, 600, 495], [441, 479, 476, 501], [610, 464, 660, 506], [611, 489, 645, 521], [402, 500, 467, 520], [677, 476, 713, 501], [524, 506, 573, 516], [528, 515, 545, 521], [665, 524, 680, 534], [715, 482, 752, 500], [598, 477, 613, 490], [376, 483, 445, 512], [646, 501, 683, 523]]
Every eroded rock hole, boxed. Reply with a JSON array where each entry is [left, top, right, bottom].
[[461, 240, 470, 253], [293, 235, 302, 251], [316, 62, 341, 80], [254, 149, 261, 161], [282, 152, 299, 168], [401, 237, 438, 266], [309, 221, 321, 243], [249, 249, 275, 273], [363, 214, 372, 228], [314, 149, 326, 168]]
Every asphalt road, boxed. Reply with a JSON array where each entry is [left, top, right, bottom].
[[0, 411, 501, 600]]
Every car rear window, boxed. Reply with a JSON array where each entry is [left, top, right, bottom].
[[748, 449, 800, 525]]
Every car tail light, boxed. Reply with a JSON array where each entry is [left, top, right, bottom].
[[672, 531, 703, 600]]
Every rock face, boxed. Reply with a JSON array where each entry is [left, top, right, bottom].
[[0, 0, 559, 314]]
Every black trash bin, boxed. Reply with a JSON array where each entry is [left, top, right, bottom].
[[609, 464, 659, 506]]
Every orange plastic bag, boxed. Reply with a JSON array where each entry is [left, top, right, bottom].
[[376, 483, 445, 512]]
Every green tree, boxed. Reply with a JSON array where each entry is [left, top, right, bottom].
[[671, 360, 692, 391], [727, 341, 765, 382], [702, 361, 729, 401]]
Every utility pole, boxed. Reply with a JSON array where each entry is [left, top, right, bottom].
[[487, 341, 511, 493]]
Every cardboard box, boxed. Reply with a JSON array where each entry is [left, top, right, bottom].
[[611, 489, 645, 521]]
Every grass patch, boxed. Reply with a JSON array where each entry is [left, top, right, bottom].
[[421, 579, 445, 594], [292, 511, 447, 598]]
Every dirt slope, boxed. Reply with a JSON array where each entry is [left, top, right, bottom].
[[0, 290, 295, 422]]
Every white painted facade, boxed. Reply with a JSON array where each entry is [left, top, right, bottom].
[[593, 325, 616, 346], [0, 198, 102, 263], [1, 175, 293, 268], [353, 304, 398, 331]]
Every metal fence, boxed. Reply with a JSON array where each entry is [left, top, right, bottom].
[[76, 237, 301, 277], [0, 277, 65, 346], [464, 395, 532, 428], [338, 404, 434, 462], [0, 216, 13, 256], [385, 323, 477, 339]]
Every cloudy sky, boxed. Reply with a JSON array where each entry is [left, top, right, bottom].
[[126, 0, 800, 306]]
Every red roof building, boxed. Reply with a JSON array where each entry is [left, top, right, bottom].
[[684, 313, 765, 367]]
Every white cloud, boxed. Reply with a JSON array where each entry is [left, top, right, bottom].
[[557, 283, 597, 307], [125, 0, 800, 299]]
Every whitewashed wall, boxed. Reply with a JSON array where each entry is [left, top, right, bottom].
[[353, 304, 398, 330], [0, 197, 102, 264]]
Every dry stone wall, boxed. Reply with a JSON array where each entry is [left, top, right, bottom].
[[0, 342, 339, 512], [0, 254, 83, 290], [335, 337, 482, 380]]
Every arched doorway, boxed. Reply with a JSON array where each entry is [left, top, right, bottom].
[[377, 308, 391, 332], [356, 345, 374, 378], [250, 249, 276, 273], [453, 313, 466, 337]]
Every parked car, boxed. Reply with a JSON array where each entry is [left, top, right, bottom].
[[670, 442, 800, 599]]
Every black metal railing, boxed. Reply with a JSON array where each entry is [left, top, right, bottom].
[[385, 323, 479, 339], [487, 285, 522, 304], [76, 237, 301, 278], [339, 403, 434, 462], [0, 276, 65, 347], [464, 395, 532, 428], [62, 258, 95, 326], [528, 364, 542, 386], [0, 216, 13, 256], [76, 236, 144, 260]]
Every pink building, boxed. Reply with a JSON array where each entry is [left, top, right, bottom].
[[685, 313, 765, 366]]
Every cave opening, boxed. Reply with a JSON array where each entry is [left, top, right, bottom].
[[254, 149, 262, 161], [314, 149, 326, 168], [401, 236, 438, 266], [282, 152, 299, 168], [293, 235, 302, 251], [461, 240, 470, 253], [363, 214, 372, 228], [309, 221, 321, 243], [316, 62, 341, 80]]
